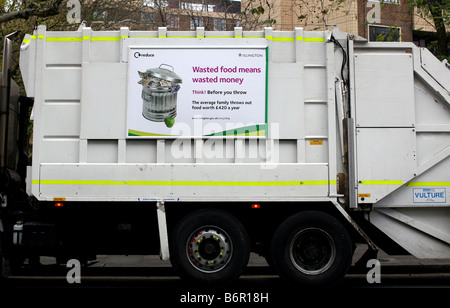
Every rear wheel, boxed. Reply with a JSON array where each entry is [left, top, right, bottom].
[[271, 211, 353, 286], [170, 209, 250, 286], [0, 256, 6, 281]]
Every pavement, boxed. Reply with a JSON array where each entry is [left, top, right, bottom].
[[351, 244, 450, 273], [35, 243, 450, 273]]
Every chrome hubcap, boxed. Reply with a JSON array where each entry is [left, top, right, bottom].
[[186, 226, 233, 273]]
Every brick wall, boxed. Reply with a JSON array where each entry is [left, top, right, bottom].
[[358, 0, 414, 41]]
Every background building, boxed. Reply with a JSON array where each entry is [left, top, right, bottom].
[[139, 0, 242, 30], [88, 0, 447, 54], [240, 0, 448, 55], [258, 0, 413, 41]]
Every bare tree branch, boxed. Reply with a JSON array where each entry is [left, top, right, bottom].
[[0, 0, 65, 24]]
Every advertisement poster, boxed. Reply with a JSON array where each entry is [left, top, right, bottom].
[[127, 47, 267, 138]]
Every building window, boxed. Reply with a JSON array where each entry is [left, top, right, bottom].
[[369, 25, 401, 42], [214, 18, 226, 31], [143, 0, 169, 7], [190, 16, 203, 29], [181, 2, 215, 11], [167, 15, 179, 28], [142, 12, 155, 23]]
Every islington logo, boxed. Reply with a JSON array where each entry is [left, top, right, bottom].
[[239, 53, 264, 58]]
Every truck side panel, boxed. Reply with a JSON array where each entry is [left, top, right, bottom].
[[22, 26, 338, 203]]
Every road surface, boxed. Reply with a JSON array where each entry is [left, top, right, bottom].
[[2, 245, 449, 305]]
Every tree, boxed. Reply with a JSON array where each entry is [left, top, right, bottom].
[[292, 0, 349, 28], [240, 0, 278, 30], [412, 0, 449, 57], [1, 0, 71, 94], [0, 0, 65, 24]]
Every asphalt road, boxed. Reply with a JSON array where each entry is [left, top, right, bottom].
[[2, 246, 450, 305]]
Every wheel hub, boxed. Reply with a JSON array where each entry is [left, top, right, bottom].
[[187, 227, 232, 273]]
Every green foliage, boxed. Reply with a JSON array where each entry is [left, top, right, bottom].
[[411, 0, 450, 26], [250, 6, 265, 15], [427, 39, 450, 60], [0, 1, 71, 95], [409, 0, 449, 56]]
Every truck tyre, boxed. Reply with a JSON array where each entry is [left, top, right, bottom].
[[271, 211, 352, 286], [0, 257, 5, 282], [170, 209, 250, 286]]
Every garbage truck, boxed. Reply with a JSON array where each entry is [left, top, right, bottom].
[[0, 24, 449, 286]]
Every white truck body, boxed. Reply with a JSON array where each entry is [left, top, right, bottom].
[[18, 24, 450, 265]]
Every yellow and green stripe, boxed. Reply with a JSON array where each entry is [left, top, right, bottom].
[[30, 35, 325, 42], [32, 179, 336, 186], [360, 180, 450, 186]]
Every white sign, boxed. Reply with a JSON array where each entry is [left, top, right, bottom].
[[413, 188, 446, 203], [127, 47, 267, 137]]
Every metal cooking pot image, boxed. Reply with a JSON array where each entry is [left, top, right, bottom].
[[138, 64, 182, 123]]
